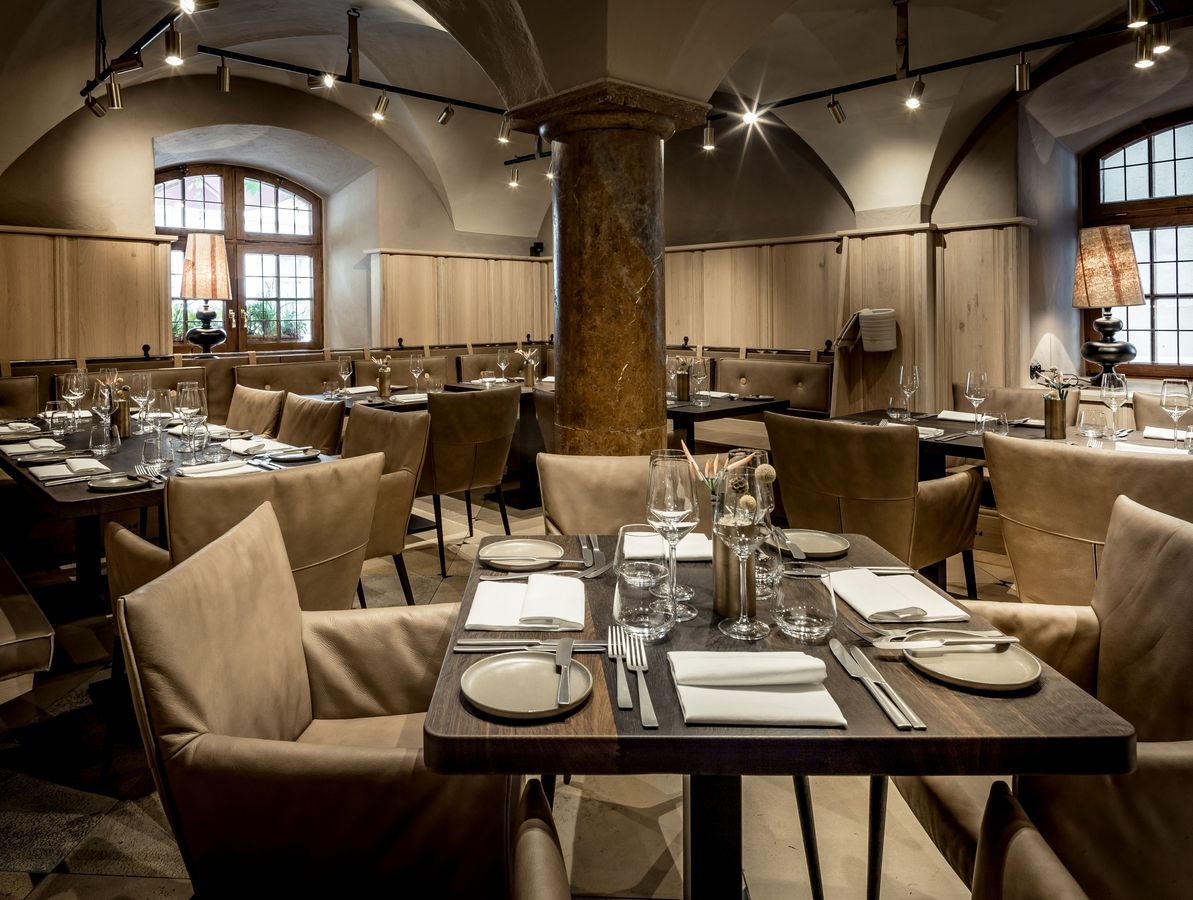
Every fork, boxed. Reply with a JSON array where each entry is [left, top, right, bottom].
[[608, 626, 632, 710], [135, 464, 166, 484], [624, 632, 658, 728]]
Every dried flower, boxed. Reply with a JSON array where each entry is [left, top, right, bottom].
[[1028, 361, 1088, 401], [755, 463, 777, 485]]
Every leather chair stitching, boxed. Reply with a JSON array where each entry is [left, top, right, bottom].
[[291, 541, 369, 573]]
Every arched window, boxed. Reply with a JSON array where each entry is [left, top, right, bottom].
[[154, 164, 323, 351], [1084, 113, 1193, 376]]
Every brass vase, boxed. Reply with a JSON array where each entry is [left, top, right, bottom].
[[676, 372, 691, 402], [1044, 395, 1066, 440], [523, 367, 536, 388]]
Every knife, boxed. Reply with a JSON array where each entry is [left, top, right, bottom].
[[770, 527, 806, 561], [849, 645, 926, 730], [587, 534, 607, 568], [579, 534, 594, 567], [829, 638, 911, 730], [455, 638, 605, 651], [555, 637, 574, 705], [872, 635, 1019, 651]]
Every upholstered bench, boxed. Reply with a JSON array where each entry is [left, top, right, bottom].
[[698, 357, 833, 450], [0, 555, 54, 704]]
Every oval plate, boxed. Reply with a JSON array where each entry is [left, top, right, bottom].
[[904, 642, 1042, 693], [783, 529, 850, 559], [270, 448, 321, 462], [87, 473, 153, 493], [460, 650, 592, 720], [478, 538, 565, 572]]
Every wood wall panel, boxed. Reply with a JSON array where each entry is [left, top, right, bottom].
[[664, 250, 703, 345], [0, 234, 57, 360], [73, 240, 170, 358], [770, 241, 841, 351], [380, 254, 437, 346]]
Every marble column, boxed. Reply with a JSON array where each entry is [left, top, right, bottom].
[[512, 81, 706, 456]]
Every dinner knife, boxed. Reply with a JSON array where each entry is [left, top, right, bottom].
[[829, 638, 912, 730], [587, 534, 607, 568], [579, 534, 594, 567], [849, 645, 926, 730], [770, 528, 806, 561], [871, 635, 1019, 651], [556, 637, 574, 705], [455, 639, 605, 652]]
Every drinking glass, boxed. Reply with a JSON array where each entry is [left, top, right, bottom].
[[59, 371, 87, 433], [1160, 379, 1191, 449], [690, 358, 710, 407], [773, 563, 836, 642], [898, 364, 920, 417], [985, 411, 1009, 437], [964, 370, 989, 435], [887, 395, 908, 421], [497, 348, 510, 381], [338, 355, 353, 395], [127, 372, 151, 434], [322, 380, 338, 400], [178, 385, 209, 457], [145, 388, 175, 434], [427, 376, 444, 393], [409, 353, 424, 384], [754, 530, 783, 602], [89, 422, 119, 457], [480, 370, 497, 386], [648, 449, 697, 619], [714, 467, 771, 641], [89, 383, 113, 425], [44, 401, 69, 437], [1100, 373, 1128, 441], [1076, 408, 1108, 448], [141, 434, 170, 478], [612, 524, 673, 641], [666, 356, 679, 401], [647, 456, 701, 624]]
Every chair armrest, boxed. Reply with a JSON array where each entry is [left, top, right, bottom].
[[105, 522, 171, 603], [962, 600, 1099, 692], [513, 779, 570, 900], [910, 468, 982, 568], [301, 602, 458, 718]]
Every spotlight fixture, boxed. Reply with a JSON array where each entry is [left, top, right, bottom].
[[105, 76, 122, 109], [84, 94, 106, 118], [1014, 52, 1031, 92], [180, 0, 219, 12], [702, 120, 715, 149], [545, 168, 555, 181], [1154, 22, 1172, 54], [827, 94, 846, 124], [437, 104, 455, 125], [307, 72, 335, 89], [742, 108, 760, 125], [497, 117, 511, 143], [164, 24, 183, 66], [1127, 0, 1148, 29], [508, 167, 520, 188], [371, 91, 389, 121], [216, 58, 230, 92], [1135, 29, 1155, 68], [110, 49, 143, 74], [905, 76, 925, 109]]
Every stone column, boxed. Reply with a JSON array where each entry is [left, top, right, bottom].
[[512, 81, 706, 456]]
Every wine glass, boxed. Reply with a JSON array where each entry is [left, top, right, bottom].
[[1100, 373, 1128, 441], [1076, 408, 1108, 448], [409, 353, 424, 387], [647, 456, 701, 625], [127, 372, 151, 434], [898, 364, 920, 420], [649, 449, 698, 622], [177, 385, 208, 457], [89, 383, 113, 425], [1160, 379, 1191, 449], [497, 348, 510, 381], [964, 370, 989, 435], [338, 355, 353, 396], [145, 388, 175, 434], [714, 467, 771, 641], [59, 370, 86, 433]]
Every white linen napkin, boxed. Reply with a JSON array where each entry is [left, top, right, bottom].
[[936, 410, 993, 423], [829, 568, 969, 623], [224, 438, 292, 456], [31, 458, 110, 480], [1143, 425, 1189, 441], [465, 574, 585, 631], [878, 421, 944, 439], [540, 376, 555, 384], [166, 424, 238, 439], [703, 390, 733, 399], [2, 438, 66, 456], [175, 460, 257, 477], [668, 651, 847, 727], [389, 393, 428, 404], [343, 385, 376, 395], [0, 422, 41, 435], [622, 532, 713, 561], [1114, 442, 1188, 456]]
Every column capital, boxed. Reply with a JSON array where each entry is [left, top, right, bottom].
[[509, 78, 708, 141]]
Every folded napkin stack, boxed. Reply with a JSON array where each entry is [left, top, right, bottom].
[[389, 393, 428, 404], [829, 568, 969, 623], [1143, 425, 1189, 441], [465, 574, 585, 631], [936, 410, 993, 423], [0, 422, 42, 436], [622, 532, 713, 561], [1, 438, 65, 456], [342, 385, 377, 395], [175, 460, 259, 477], [668, 651, 847, 727], [224, 438, 292, 456], [30, 458, 109, 480], [703, 390, 733, 399]]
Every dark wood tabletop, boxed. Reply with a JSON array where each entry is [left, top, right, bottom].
[[299, 388, 427, 412], [667, 394, 790, 422], [840, 409, 1047, 462]]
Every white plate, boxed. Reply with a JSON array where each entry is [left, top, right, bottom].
[[269, 448, 321, 462], [87, 473, 154, 493], [460, 650, 592, 720], [904, 639, 1042, 692], [479, 538, 565, 572], [782, 529, 850, 559]]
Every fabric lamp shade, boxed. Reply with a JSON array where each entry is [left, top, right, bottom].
[[1072, 226, 1145, 310], [180, 233, 232, 301]]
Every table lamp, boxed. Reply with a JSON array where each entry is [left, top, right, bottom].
[[1072, 225, 1145, 384], [181, 233, 232, 355]]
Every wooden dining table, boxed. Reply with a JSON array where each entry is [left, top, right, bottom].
[[423, 533, 1135, 900]]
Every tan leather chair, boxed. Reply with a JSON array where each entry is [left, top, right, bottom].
[[1130, 389, 1178, 431], [717, 358, 833, 414], [0, 375, 39, 418], [116, 502, 515, 897], [512, 778, 571, 900], [984, 432, 1193, 604], [896, 497, 1193, 898], [341, 405, 430, 606], [0, 554, 54, 704], [459, 352, 526, 382], [534, 389, 556, 453], [950, 384, 1080, 426], [225, 384, 285, 437], [277, 392, 345, 455], [418, 386, 519, 576], [765, 414, 983, 592], [105, 453, 384, 611]]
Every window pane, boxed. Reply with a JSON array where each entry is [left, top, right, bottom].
[[296, 255, 312, 277], [279, 255, 295, 277], [261, 182, 276, 207], [1138, 264, 1151, 294], [278, 208, 295, 234], [1156, 297, 1178, 330], [1133, 229, 1151, 261], [1156, 227, 1177, 261], [1157, 331, 1179, 363], [1154, 262, 1176, 294], [164, 179, 182, 200], [184, 176, 204, 201], [184, 205, 204, 230], [244, 253, 261, 277], [1154, 160, 1176, 197], [1126, 164, 1149, 200], [1102, 167, 1125, 203], [1125, 138, 1149, 165], [244, 207, 261, 232], [1178, 125, 1193, 158], [1154, 129, 1175, 161], [1181, 332, 1193, 365], [1127, 302, 1150, 329], [165, 198, 183, 228], [1103, 148, 1125, 167]]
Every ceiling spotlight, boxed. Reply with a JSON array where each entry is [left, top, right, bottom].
[[508, 167, 520, 188], [1015, 52, 1031, 92], [905, 76, 925, 109], [372, 92, 389, 121], [181, 0, 219, 12], [437, 104, 455, 125], [84, 94, 106, 118], [1135, 29, 1156, 68], [702, 120, 715, 149], [497, 117, 511, 143], [827, 94, 846, 124], [1127, 0, 1148, 29], [110, 49, 143, 74], [545, 168, 555, 181], [307, 73, 335, 89], [1154, 22, 1172, 54], [164, 24, 183, 66], [105, 76, 122, 110], [216, 58, 230, 92], [742, 108, 759, 125]]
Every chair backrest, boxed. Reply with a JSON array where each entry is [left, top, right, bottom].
[[0, 375, 38, 418], [165, 454, 384, 610], [984, 433, 1193, 604], [234, 361, 341, 394], [341, 405, 430, 558], [225, 384, 285, 436], [458, 353, 526, 382], [765, 414, 920, 561], [356, 357, 451, 387], [716, 358, 832, 413], [276, 393, 345, 455], [418, 387, 520, 495], [1130, 390, 1173, 430], [534, 389, 556, 453], [950, 384, 1079, 426]]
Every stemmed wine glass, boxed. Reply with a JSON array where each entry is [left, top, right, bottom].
[[964, 370, 989, 435], [59, 370, 86, 433], [128, 372, 151, 434], [497, 348, 510, 382], [409, 353, 424, 389], [1100, 373, 1128, 441], [145, 388, 175, 435], [338, 355, 353, 396], [690, 358, 710, 407], [1160, 379, 1191, 449], [714, 467, 771, 641], [898, 364, 920, 420], [177, 385, 209, 460], [647, 456, 701, 625]]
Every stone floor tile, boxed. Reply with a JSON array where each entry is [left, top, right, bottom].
[[0, 871, 33, 900], [24, 874, 191, 900], [62, 795, 186, 879], [0, 772, 116, 872]]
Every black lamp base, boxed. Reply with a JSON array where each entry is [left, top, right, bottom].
[[185, 305, 227, 356], [1080, 309, 1136, 385]]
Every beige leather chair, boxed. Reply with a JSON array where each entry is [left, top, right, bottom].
[[459, 352, 526, 382], [896, 496, 1193, 898], [1130, 389, 1178, 431], [0, 554, 54, 704], [105, 453, 384, 611], [512, 778, 572, 900], [950, 384, 1080, 426], [419, 387, 520, 577], [341, 405, 430, 606], [225, 384, 285, 436], [534, 389, 556, 453], [765, 414, 983, 593], [984, 432, 1193, 604], [116, 502, 515, 897], [717, 358, 833, 414], [276, 392, 345, 455], [0, 375, 39, 418]]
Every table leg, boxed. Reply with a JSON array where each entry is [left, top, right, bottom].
[[684, 774, 743, 900], [867, 775, 888, 900], [74, 515, 104, 608]]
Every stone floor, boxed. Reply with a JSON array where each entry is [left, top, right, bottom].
[[0, 493, 1014, 899]]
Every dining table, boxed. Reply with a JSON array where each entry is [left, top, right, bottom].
[[423, 533, 1136, 900], [667, 394, 792, 447]]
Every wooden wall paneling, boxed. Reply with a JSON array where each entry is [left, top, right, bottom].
[[1006, 225, 1030, 389], [493, 259, 549, 342], [438, 256, 492, 343], [770, 240, 841, 351], [381, 254, 437, 346], [664, 250, 704, 345], [0, 233, 57, 361], [72, 239, 167, 358], [701, 247, 768, 347]]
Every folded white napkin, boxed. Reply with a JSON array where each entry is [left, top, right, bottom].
[[1113, 442, 1188, 456], [829, 569, 969, 623], [622, 532, 714, 561], [176, 460, 259, 477], [167, 423, 237, 439], [878, 421, 945, 439], [224, 438, 292, 456], [668, 651, 847, 727], [1143, 425, 1189, 441], [31, 458, 110, 480], [2, 438, 66, 456], [540, 376, 555, 384], [465, 574, 585, 631], [937, 410, 993, 423], [389, 392, 428, 404], [0, 422, 41, 434], [703, 390, 733, 399], [343, 385, 376, 395]]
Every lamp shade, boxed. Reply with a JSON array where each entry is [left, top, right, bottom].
[[1072, 226, 1145, 309], [180, 233, 232, 301]]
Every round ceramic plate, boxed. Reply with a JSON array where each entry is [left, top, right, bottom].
[[460, 650, 592, 720], [270, 448, 321, 462], [782, 529, 851, 559], [478, 538, 565, 572], [87, 473, 153, 493], [904, 640, 1042, 692]]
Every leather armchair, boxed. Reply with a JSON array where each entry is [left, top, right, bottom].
[[341, 405, 430, 605], [277, 392, 345, 455], [225, 384, 285, 437], [0, 375, 39, 418], [117, 502, 515, 898], [105, 453, 383, 610], [534, 389, 556, 453]]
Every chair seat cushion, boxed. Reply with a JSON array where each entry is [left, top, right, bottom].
[[297, 712, 425, 751], [0, 582, 54, 682], [894, 774, 1006, 886]]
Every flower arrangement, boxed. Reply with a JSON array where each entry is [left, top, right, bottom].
[[679, 441, 766, 496], [1028, 361, 1088, 401]]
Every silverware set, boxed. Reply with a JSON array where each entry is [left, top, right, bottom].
[[610, 625, 656, 728], [453, 638, 607, 653], [134, 464, 166, 484], [479, 534, 613, 581], [830, 638, 925, 730]]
